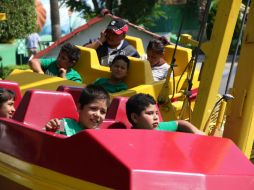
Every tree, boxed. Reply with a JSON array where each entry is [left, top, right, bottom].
[[0, 0, 37, 42], [59, 0, 164, 27], [206, 0, 249, 53], [50, 0, 61, 41], [198, 0, 207, 23]]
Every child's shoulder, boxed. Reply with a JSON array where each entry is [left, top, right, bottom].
[[94, 77, 109, 84], [157, 121, 178, 131], [40, 58, 57, 65], [160, 62, 170, 68]]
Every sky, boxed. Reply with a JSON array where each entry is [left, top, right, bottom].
[[40, 0, 87, 35]]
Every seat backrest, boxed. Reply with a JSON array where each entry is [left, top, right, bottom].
[[6, 69, 84, 95], [74, 46, 111, 84], [125, 35, 145, 56], [123, 57, 154, 88], [0, 80, 22, 109], [57, 85, 84, 106], [106, 96, 163, 128], [99, 119, 128, 129], [13, 90, 78, 130], [74, 46, 154, 88], [164, 45, 192, 76], [106, 97, 131, 128]]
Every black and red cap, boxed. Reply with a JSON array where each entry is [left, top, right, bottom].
[[106, 19, 128, 35]]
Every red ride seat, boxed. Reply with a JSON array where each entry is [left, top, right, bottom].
[[13, 90, 78, 130], [0, 80, 22, 109], [57, 85, 84, 106], [106, 97, 163, 129], [99, 119, 128, 129]]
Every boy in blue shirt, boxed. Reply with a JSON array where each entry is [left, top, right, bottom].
[[29, 43, 82, 83], [126, 93, 204, 134]]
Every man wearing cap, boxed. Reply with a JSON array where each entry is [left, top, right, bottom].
[[85, 19, 140, 66]]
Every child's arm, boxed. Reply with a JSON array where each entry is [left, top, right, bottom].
[[84, 31, 107, 49], [176, 120, 205, 135], [45, 118, 61, 132], [29, 58, 44, 74]]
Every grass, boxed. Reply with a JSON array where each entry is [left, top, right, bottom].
[[0, 64, 29, 79]]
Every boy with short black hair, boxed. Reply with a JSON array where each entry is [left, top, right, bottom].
[[0, 88, 15, 118], [46, 84, 110, 136], [126, 93, 204, 134], [94, 55, 129, 93], [29, 42, 82, 83]]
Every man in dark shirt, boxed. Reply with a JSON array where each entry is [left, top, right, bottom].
[[85, 19, 140, 66]]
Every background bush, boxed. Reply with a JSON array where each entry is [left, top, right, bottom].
[[0, 65, 29, 79], [0, 0, 37, 42], [206, 0, 248, 53]]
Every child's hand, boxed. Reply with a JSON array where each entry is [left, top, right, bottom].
[[59, 68, 67, 78], [194, 130, 206, 136], [45, 118, 60, 132], [99, 30, 107, 43]]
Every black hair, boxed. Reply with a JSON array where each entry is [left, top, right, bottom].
[[110, 54, 130, 69], [79, 84, 110, 109], [147, 39, 165, 54], [60, 42, 81, 66], [0, 88, 15, 107], [158, 36, 170, 46], [126, 93, 156, 126]]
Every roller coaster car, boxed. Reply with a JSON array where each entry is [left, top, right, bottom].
[[0, 87, 254, 189], [1, 1, 254, 187], [6, 38, 199, 121], [0, 115, 254, 189]]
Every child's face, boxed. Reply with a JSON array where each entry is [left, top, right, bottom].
[[0, 98, 15, 118], [78, 99, 108, 129], [110, 59, 128, 80], [132, 104, 159, 129], [57, 51, 73, 70], [147, 49, 163, 66], [106, 30, 125, 48]]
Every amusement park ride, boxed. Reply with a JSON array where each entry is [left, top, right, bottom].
[[0, 0, 254, 189]]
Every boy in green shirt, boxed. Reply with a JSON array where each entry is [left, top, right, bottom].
[[29, 43, 82, 83], [45, 84, 110, 136], [94, 55, 129, 93], [126, 93, 205, 134]]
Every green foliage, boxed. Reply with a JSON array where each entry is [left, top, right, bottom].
[[141, 2, 167, 28], [206, 0, 244, 53], [0, 64, 29, 79], [59, 0, 165, 27], [206, 0, 218, 40], [114, 0, 158, 25], [59, 0, 101, 20], [0, 0, 37, 42]]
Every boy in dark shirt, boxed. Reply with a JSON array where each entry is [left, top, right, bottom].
[[85, 19, 139, 66]]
